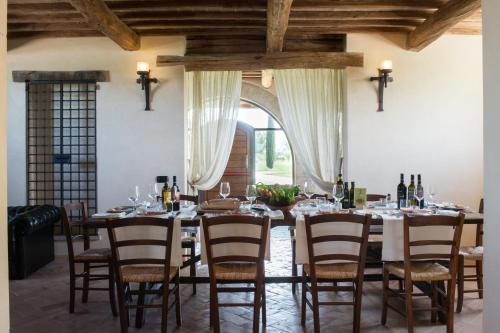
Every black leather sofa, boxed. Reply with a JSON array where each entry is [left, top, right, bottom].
[[8, 205, 60, 279]]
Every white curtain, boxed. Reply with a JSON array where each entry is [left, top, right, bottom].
[[274, 68, 345, 193], [186, 71, 242, 192]]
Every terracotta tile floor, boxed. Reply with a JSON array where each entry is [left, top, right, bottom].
[[9, 227, 483, 332]]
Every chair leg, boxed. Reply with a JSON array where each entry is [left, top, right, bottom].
[[404, 278, 414, 333], [291, 230, 297, 295], [301, 268, 307, 326], [353, 281, 363, 333], [175, 272, 182, 327], [253, 280, 263, 333], [476, 260, 484, 299], [108, 264, 118, 317], [161, 279, 170, 333], [431, 281, 437, 323], [210, 281, 220, 333], [135, 283, 146, 328], [381, 267, 389, 326], [262, 284, 267, 326], [82, 263, 90, 303], [311, 278, 320, 333], [456, 255, 465, 313], [69, 265, 76, 313], [190, 241, 197, 295], [116, 282, 129, 333], [447, 280, 456, 333]]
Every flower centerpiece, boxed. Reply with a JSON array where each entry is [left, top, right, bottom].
[[255, 183, 300, 212]]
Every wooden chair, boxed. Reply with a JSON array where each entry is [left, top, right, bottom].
[[179, 194, 199, 295], [290, 193, 329, 294], [381, 213, 465, 333], [202, 214, 270, 333], [107, 217, 181, 333], [456, 199, 483, 312], [301, 213, 371, 333], [367, 194, 387, 202], [61, 203, 118, 316]]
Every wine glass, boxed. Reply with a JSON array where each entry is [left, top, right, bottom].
[[220, 182, 230, 199], [332, 183, 344, 212], [428, 184, 437, 204], [128, 185, 140, 210], [304, 181, 314, 199], [415, 186, 424, 209], [246, 184, 257, 205], [148, 183, 160, 209]]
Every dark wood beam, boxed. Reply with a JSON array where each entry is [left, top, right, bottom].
[[291, 0, 446, 11], [157, 52, 363, 70], [68, 0, 140, 50], [407, 0, 481, 51], [12, 70, 109, 82], [267, 0, 293, 52]]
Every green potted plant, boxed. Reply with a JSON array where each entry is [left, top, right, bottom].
[[256, 183, 300, 212]]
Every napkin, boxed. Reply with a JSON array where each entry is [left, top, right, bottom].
[[92, 212, 126, 219]]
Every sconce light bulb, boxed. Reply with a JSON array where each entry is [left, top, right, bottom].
[[137, 61, 150, 73], [380, 60, 393, 71]]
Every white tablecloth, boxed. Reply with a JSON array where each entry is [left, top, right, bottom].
[[199, 209, 284, 264]]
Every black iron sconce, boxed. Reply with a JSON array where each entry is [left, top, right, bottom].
[[136, 62, 158, 111], [370, 60, 393, 112]]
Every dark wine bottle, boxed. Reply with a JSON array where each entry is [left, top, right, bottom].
[[417, 174, 424, 209], [397, 174, 407, 209], [349, 181, 355, 208], [342, 182, 350, 209], [408, 174, 416, 206], [171, 176, 180, 211]]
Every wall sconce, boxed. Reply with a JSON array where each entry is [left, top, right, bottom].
[[136, 62, 158, 111], [261, 69, 274, 88], [370, 60, 394, 112]]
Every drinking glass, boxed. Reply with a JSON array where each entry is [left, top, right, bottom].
[[304, 181, 314, 199], [246, 184, 257, 205], [128, 185, 140, 210], [428, 185, 437, 203], [148, 183, 160, 208], [220, 182, 230, 199], [332, 184, 344, 212], [415, 187, 424, 209]]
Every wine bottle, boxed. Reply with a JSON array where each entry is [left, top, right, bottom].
[[162, 177, 173, 212], [417, 174, 424, 209], [336, 173, 343, 185], [397, 174, 407, 209], [171, 176, 180, 211], [342, 182, 350, 209], [349, 181, 355, 208], [408, 174, 416, 206]]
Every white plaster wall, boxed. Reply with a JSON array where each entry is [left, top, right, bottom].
[[482, 1, 500, 331], [0, 0, 10, 330]]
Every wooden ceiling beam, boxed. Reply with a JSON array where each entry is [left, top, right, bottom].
[[289, 10, 432, 20], [68, 0, 140, 50], [267, 0, 293, 52], [157, 52, 363, 71], [291, 0, 446, 11], [407, 0, 481, 51]]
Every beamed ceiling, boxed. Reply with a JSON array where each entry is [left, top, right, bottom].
[[6, 0, 482, 54]]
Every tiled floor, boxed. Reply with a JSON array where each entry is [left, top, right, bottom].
[[10, 227, 483, 332]]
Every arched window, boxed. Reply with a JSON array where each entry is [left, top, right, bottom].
[[238, 100, 293, 185]]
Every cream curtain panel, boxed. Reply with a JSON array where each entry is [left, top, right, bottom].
[[186, 70, 242, 192], [274, 68, 345, 193]]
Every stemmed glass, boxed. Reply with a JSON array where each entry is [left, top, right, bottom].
[[428, 185, 437, 204], [246, 184, 257, 206], [220, 182, 231, 199], [128, 185, 140, 210], [415, 186, 424, 209], [332, 183, 344, 212], [304, 181, 314, 199], [148, 183, 160, 209]]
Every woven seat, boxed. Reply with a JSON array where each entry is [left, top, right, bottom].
[[304, 263, 358, 280], [385, 262, 451, 281], [368, 234, 383, 242], [74, 248, 111, 262], [121, 266, 177, 283], [459, 246, 483, 260], [213, 263, 257, 280]]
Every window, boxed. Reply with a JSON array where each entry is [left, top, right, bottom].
[[238, 101, 293, 185]]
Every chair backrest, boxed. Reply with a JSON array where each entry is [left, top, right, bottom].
[[202, 214, 270, 279], [107, 217, 174, 285], [304, 213, 371, 278], [179, 194, 199, 204], [403, 213, 465, 277], [477, 198, 484, 246], [61, 202, 88, 260], [367, 194, 386, 202]]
